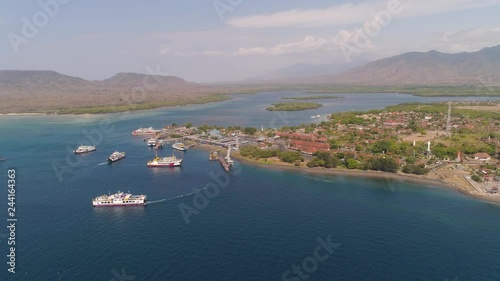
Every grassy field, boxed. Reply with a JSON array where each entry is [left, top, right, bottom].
[[282, 95, 344, 100], [300, 85, 500, 97]]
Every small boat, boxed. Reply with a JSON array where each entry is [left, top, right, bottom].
[[73, 145, 96, 154], [108, 151, 126, 163], [209, 151, 218, 161], [92, 191, 146, 207], [147, 152, 182, 167], [147, 138, 157, 147], [0, 158, 6, 162], [172, 142, 188, 151]]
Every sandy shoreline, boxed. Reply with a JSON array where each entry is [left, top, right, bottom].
[[194, 144, 500, 205]]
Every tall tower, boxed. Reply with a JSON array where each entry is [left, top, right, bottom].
[[446, 102, 452, 136]]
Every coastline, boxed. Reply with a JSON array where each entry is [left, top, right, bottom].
[[195, 145, 500, 205], [0, 94, 233, 116]]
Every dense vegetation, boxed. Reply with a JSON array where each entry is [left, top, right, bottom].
[[282, 96, 344, 100], [266, 102, 323, 111], [303, 85, 500, 97], [402, 164, 430, 175], [56, 95, 231, 114], [307, 152, 340, 168], [306, 151, 399, 173]]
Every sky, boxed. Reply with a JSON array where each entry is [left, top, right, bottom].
[[1, 0, 500, 82]]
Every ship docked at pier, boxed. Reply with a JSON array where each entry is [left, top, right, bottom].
[[132, 127, 160, 136], [73, 145, 96, 154], [147, 152, 182, 167], [92, 191, 147, 207], [108, 151, 126, 163], [172, 142, 188, 151], [147, 138, 158, 147]]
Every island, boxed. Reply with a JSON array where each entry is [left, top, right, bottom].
[[266, 102, 323, 111]]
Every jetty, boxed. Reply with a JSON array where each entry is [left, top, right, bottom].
[[219, 155, 231, 172]]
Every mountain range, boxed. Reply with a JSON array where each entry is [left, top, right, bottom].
[[305, 45, 500, 85], [248, 61, 365, 81], [2, 45, 500, 113], [0, 70, 223, 113]]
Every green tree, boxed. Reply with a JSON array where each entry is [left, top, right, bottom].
[[244, 127, 257, 135], [471, 174, 483, 183], [346, 159, 358, 169]]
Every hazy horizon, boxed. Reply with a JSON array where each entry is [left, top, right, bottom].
[[2, 0, 500, 83]]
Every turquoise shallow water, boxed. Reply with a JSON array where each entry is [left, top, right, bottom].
[[1, 92, 500, 280]]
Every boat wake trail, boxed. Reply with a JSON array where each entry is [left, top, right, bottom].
[[146, 186, 210, 205], [97, 162, 108, 166]]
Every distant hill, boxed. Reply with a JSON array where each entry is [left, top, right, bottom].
[[249, 62, 364, 81], [309, 45, 500, 85], [0, 70, 222, 113], [101, 72, 193, 88], [0, 70, 86, 90]]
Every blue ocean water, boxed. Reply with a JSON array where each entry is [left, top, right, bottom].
[[0, 92, 500, 280]]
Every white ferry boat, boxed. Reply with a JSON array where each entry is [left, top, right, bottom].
[[73, 145, 96, 154], [108, 151, 126, 163], [172, 142, 188, 151], [147, 153, 182, 167], [92, 191, 146, 207], [132, 127, 159, 136], [147, 138, 158, 147]]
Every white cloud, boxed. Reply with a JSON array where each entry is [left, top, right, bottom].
[[203, 36, 335, 57], [438, 27, 500, 52], [228, 0, 500, 28], [159, 47, 170, 55]]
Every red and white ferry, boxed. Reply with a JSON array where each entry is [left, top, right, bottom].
[[131, 127, 160, 136], [92, 191, 146, 207]]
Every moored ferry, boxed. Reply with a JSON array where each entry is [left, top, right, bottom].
[[147, 153, 182, 167], [108, 151, 126, 163], [209, 151, 218, 161], [132, 127, 160, 136], [92, 191, 146, 207], [73, 145, 96, 154], [147, 138, 158, 147], [172, 142, 188, 151]]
